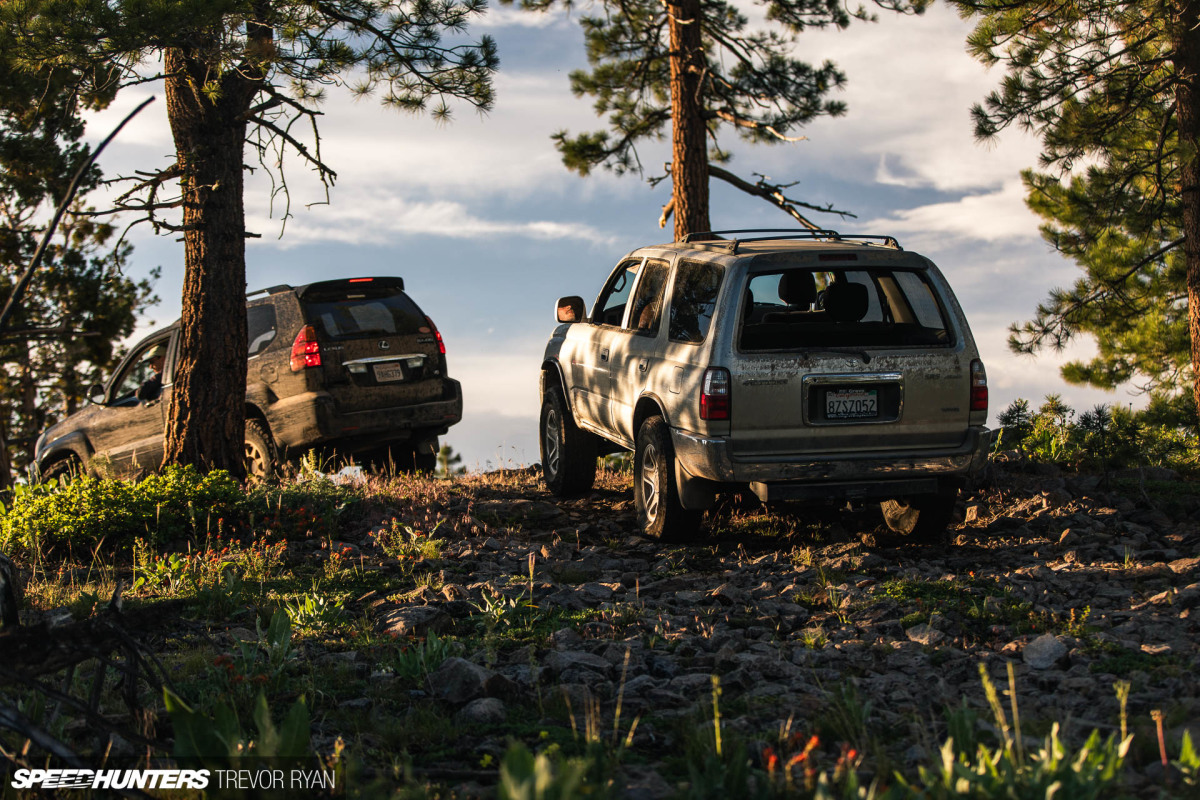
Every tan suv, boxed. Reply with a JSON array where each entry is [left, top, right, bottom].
[[539, 230, 990, 541]]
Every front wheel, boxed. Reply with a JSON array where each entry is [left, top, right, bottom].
[[244, 419, 277, 482], [880, 487, 958, 542], [635, 416, 701, 542], [39, 455, 84, 484], [540, 385, 597, 496]]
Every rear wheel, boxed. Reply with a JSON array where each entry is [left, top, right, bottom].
[[244, 419, 277, 482], [367, 437, 438, 474], [635, 416, 701, 542], [540, 384, 596, 496], [414, 437, 438, 474], [880, 487, 958, 541]]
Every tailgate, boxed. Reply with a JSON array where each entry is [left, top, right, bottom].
[[729, 354, 971, 456], [300, 279, 445, 413], [729, 264, 971, 457]]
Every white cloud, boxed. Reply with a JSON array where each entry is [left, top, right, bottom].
[[729, 4, 1044, 195], [480, 4, 574, 30], [861, 179, 1042, 247], [246, 191, 614, 247]]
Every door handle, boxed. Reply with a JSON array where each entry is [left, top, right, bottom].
[[600, 349, 609, 362], [638, 360, 648, 373]]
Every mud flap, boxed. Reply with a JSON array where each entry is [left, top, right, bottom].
[[675, 460, 717, 510]]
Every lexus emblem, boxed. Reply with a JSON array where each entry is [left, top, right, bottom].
[[379, 340, 390, 350]]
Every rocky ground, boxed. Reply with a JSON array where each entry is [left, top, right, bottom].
[[274, 459, 1200, 797]]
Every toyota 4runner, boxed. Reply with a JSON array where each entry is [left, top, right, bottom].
[[539, 230, 990, 541], [34, 276, 462, 481]]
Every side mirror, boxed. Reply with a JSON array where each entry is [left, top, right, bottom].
[[88, 384, 106, 405], [556, 296, 585, 324]]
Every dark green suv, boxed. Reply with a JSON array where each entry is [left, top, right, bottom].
[[33, 277, 462, 480]]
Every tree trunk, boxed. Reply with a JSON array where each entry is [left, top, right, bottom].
[[160, 41, 262, 478], [0, 422, 12, 492], [668, 0, 710, 241], [1177, 2, 1200, 425]]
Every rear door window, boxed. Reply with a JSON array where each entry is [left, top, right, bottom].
[[304, 290, 425, 340], [739, 267, 951, 351], [625, 259, 670, 335]]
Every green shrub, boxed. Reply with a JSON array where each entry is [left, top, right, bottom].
[[996, 395, 1200, 476], [0, 465, 242, 558]]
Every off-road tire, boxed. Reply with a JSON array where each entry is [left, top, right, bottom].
[[634, 416, 701, 542], [540, 384, 596, 496], [880, 488, 958, 542], [244, 419, 277, 482], [414, 437, 438, 474], [39, 456, 84, 484], [363, 437, 438, 474]]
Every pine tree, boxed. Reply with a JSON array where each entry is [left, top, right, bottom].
[[952, 0, 1200, 425], [0, 54, 156, 487], [507, 0, 923, 240], [0, 1, 498, 476]]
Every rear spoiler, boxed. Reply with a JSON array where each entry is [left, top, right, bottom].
[[246, 276, 406, 300]]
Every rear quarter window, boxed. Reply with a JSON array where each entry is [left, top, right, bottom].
[[247, 305, 277, 356]]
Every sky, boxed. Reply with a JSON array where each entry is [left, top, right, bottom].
[[81, 2, 1131, 471]]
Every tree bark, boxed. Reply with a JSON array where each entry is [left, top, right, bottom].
[[668, 0, 710, 241], [160, 35, 264, 478], [1176, 1, 1200, 425], [0, 422, 12, 491]]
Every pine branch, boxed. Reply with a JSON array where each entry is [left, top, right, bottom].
[[708, 164, 853, 227]]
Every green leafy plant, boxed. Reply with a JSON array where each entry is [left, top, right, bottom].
[[391, 631, 457, 684], [897, 664, 1131, 799], [285, 585, 346, 631], [166, 688, 310, 763], [371, 519, 446, 561], [211, 609, 296, 700], [131, 542, 191, 595], [497, 741, 591, 800]]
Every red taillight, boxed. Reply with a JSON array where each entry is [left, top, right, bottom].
[[700, 367, 731, 421], [425, 316, 446, 355], [970, 359, 988, 413], [290, 325, 321, 371]]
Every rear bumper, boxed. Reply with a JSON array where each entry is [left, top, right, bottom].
[[269, 378, 463, 452], [671, 425, 990, 496]]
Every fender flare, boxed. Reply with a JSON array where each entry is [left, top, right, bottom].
[[37, 430, 93, 474]]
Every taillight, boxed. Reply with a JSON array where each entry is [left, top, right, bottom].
[[700, 367, 731, 421], [970, 359, 988, 413], [425, 316, 446, 355], [290, 325, 321, 371]]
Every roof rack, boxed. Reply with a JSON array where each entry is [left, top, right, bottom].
[[681, 228, 903, 254]]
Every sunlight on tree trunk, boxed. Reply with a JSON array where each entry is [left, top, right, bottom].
[[667, 0, 710, 241]]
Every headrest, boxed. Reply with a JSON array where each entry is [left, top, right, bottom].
[[823, 281, 869, 322], [777, 271, 816, 307]]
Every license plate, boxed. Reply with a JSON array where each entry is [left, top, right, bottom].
[[826, 388, 877, 419], [373, 362, 405, 383]]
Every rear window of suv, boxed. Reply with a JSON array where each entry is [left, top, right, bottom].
[[303, 289, 426, 340], [739, 267, 951, 351]]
